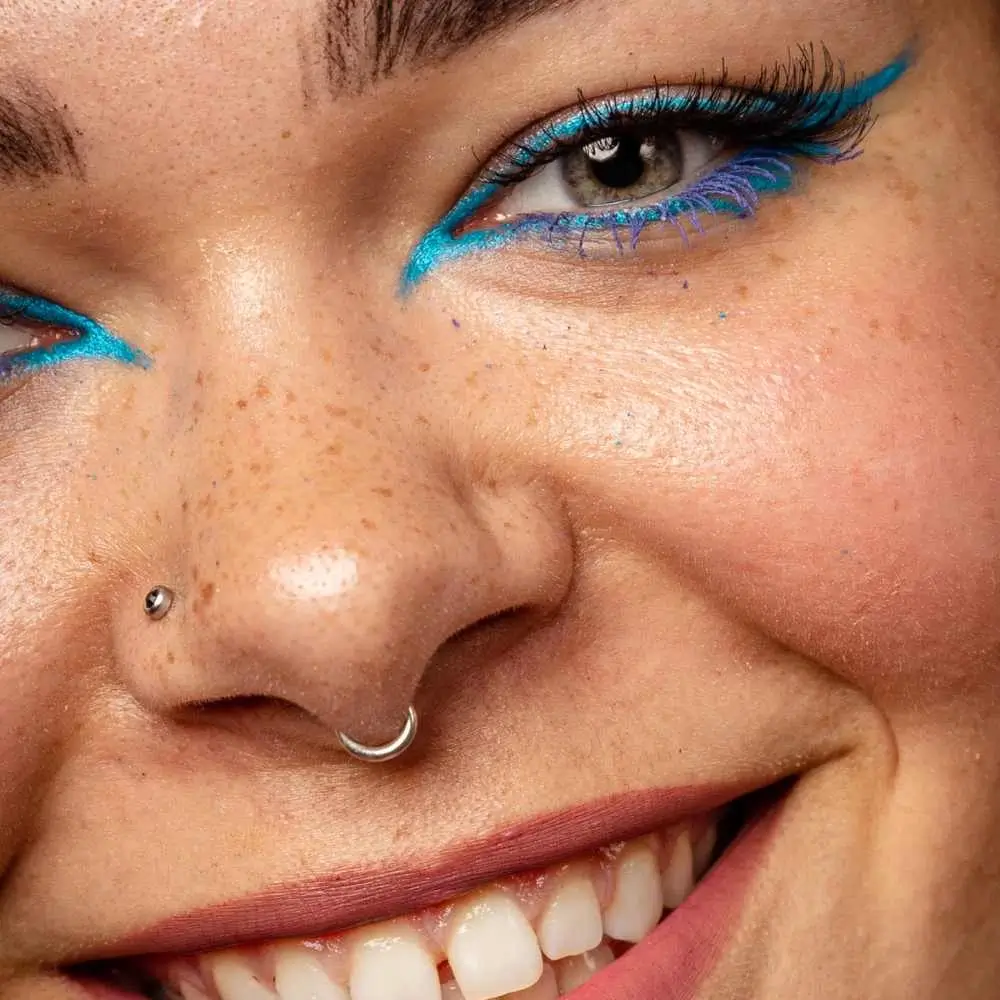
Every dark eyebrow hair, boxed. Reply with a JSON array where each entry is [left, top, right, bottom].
[[0, 77, 82, 184], [323, 0, 575, 92]]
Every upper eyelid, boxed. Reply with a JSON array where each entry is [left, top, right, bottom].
[[466, 48, 910, 201]]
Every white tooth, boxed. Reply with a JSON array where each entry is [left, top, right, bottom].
[[693, 824, 718, 878], [537, 876, 604, 961], [274, 947, 348, 1000], [661, 831, 696, 910], [211, 954, 277, 1000], [447, 890, 544, 1000], [553, 945, 614, 994], [501, 965, 558, 1000], [350, 931, 442, 1000], [602, 842, 664, 943]]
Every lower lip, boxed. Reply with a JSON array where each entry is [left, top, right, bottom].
[[67, 795, 783, 1000], [575, 797, 782, 1000]]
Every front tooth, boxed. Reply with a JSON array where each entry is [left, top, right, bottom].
[[661, 831, 696, 910], [273, 947, 348, 1000], [350, 931, 442, 1000], [602, 841, 664, 943], [447, 890, 544, 1000], [537, 876, 604, 961], [501, 965, 558, 1000], [553, 945, 614, 994], [210, 954, 277, 1000]]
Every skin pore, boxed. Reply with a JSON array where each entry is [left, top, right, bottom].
[[1, 0, 1000, 997]]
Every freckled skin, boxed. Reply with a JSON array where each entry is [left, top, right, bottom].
[[0, 1, 999, 998]]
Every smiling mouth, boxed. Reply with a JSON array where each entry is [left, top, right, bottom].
[[73, 787, 783, 1000]]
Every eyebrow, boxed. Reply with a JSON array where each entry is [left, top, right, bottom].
[[323, 0, 576, 92], [0, 77, 82, 184]]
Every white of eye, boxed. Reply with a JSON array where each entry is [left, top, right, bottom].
[[0, 326, 31, 355], [491, 130, 724, 219]]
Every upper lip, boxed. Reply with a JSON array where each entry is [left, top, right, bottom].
[[76, 778, 768, 964]]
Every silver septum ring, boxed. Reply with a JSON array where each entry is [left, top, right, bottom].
[[337, 706, 419, 763]]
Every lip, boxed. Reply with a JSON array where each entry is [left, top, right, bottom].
[[67, 787, 787, 1000], [75, 779, 777, 964]]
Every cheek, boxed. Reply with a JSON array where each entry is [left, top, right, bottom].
[[565, 280, 1000, 714]]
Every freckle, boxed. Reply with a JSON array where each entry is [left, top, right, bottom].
[[200, 582, 216, 607], [361, 518, 377, 530], [154, 511, 162, 524], [372, 486, 394, 498], [321, 349, 333, 364], [193, 566, 199, 581], [466, 371, 478, 385], [350, 416, 363, 428], [768, 251, 787, 268], [196, 371, 204, 386], [326, 442, 343, 456], [869, 318, 881, 331], [237, 399, 248, 410], [286, 390, 297, 404], [250, 462, 263, 474], [281, 129, 292, 139], [326, 405, 347, 418], [893, 498, 901, 512], [452, 318, 461, 328], [255, 379, 272, 399], [181, 500, 189, 512], [419, 362, 431, 373], [166, 650, 175, 664], [140, 427, 150, 440], [737, 285, 748, 298]]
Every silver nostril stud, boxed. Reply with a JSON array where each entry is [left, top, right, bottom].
[[143, 585, 175, 621]]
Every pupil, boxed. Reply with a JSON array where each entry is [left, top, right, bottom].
[[584, 135, 646, 190]]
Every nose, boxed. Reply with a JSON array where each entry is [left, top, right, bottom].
[[120, 319, 572, 751]]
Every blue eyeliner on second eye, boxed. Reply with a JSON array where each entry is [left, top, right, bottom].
[[0, 293, 150, 382], [401, 52, 911, 293]]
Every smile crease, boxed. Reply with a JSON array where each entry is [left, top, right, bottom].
[[95, 806, 738, 1000]]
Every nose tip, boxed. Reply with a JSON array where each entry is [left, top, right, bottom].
[[129, 474, 572, 751]]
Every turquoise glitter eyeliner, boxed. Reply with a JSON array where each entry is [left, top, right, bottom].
[[401, 48, 911, 293], [0, 292, 150, 382]]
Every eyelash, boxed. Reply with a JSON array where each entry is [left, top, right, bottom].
[[401, 45, 910, 291], [0, 291, 148, 384]]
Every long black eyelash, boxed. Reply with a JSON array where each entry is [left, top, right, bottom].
[[481, 44, 874, 190]]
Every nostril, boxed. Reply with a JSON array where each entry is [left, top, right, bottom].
[[174, 694, 319, 738]]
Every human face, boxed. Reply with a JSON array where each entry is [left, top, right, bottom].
[[1, 1, 999, 998]]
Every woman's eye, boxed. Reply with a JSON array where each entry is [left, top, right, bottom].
[[400, 51, 912, 292], [0, 293, 149, 383], [489, 129, 723, 218]]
